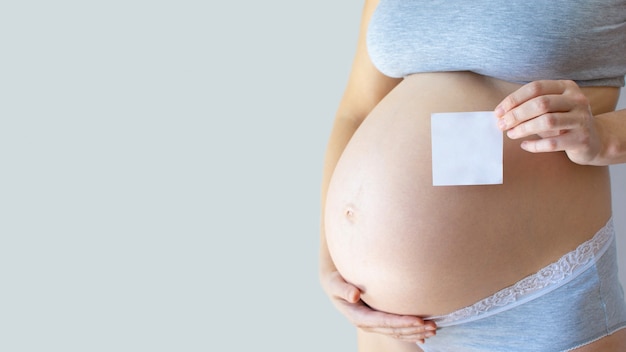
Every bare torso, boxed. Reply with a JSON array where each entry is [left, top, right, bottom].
[[324, 71, 618, 317]]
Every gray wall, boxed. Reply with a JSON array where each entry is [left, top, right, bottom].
[[1, 1, 356, 351]]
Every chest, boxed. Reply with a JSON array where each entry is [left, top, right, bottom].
[[366, 0, 626, 80]]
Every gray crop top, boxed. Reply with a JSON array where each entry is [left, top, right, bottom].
[[367, 0, 626, 87]]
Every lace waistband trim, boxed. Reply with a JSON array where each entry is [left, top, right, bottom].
[[430, 218, 615, 327]]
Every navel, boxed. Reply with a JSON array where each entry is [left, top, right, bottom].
[[344, 205, 357, 223]]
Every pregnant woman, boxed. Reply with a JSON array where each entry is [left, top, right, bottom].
[[319, 1, 626, 351]]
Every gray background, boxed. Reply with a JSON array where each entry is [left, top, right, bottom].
[[0, 1, 623, 351]]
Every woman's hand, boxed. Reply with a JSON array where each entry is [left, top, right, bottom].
[[321, 270, 437, 344], [495, 80, 606, 165]]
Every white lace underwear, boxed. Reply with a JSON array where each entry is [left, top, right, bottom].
[[430, 218, 615, 327]]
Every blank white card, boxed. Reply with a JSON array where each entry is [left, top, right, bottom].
[[431, 111, 503, 186]]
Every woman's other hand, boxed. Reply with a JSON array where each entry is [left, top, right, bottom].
[[321, 270, 437, 344], [495, 80, 606, 165]]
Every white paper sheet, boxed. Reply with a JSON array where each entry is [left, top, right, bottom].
[[431, 111, 503, 186]]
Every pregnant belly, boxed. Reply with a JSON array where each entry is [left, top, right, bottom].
[[324, 72, 611, 316]]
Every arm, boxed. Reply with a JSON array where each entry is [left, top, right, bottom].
[[495, 80, 626, 166], [593, 110, 626, 165], [319, 0, 436, 343]]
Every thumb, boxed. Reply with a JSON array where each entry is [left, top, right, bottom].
[[343, 283, 361, 303], [330, 272, 361, 303]]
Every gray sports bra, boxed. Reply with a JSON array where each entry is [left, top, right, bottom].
[[367, 0, 626, 86]]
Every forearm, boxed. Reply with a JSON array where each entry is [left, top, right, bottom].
[[593, 109, 626, 165]]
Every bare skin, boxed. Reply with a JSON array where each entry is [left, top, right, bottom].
[[320, 0, 626, 350], [319, 0, 436, 345]]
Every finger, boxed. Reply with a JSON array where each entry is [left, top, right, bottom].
[[498, 94, 573, 131], [520, 138, 561, 154], [388, 329, 436, 343], [424, 319, 437, 331], [363, 324, 436, 343], [351, 309, 438, 342], [519, 132, 584, 154], [354, 308, 426, 329], [495, 80, 570, 117], [505, 112, 582, 139], [328, 272, 361, 303], [364, 321, 436, 335], [522, 129, 602, 165], [353, 309, 437, 334]]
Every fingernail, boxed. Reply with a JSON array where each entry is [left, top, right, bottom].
[[506, 129, 516, 139], [426, 331, 436, 338], [426, 325, 437, 331], [497, 118, 507, 130], [495, 106, 504, 117], [520, 141, 529, 151]]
